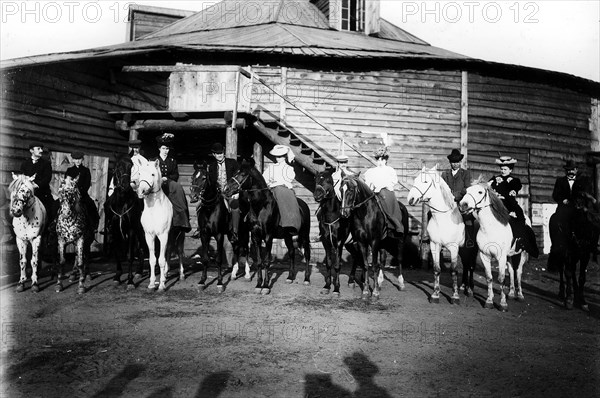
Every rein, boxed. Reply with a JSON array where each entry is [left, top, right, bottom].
[[340, 182, 375, 212], [110, 204, 134, 239], [465, 189, 490, 213]]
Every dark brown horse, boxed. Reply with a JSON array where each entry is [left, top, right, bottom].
[[550, 191, 600, 311], [105, 154, 145, 288], [223, 159, 311, 295], [190, 161, 250, 292], [340, 174, 406, 300]]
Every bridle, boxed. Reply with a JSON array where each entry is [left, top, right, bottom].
[[464, 188, 490, 214], [340, 178, 374, 214], [411, 177, 454, 214], [192, 175, 221, 209]]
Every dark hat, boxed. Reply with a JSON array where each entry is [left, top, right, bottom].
[[336, 154, 349, 164], [29, 142, 43, 150], [127, 139, 142, 148], [495, 156, 517, 165], [71, 151, 84, 160], [447, 149, 464, 162], [65, 167, 80, 179], [211, 142, 224, 154], [563, 160, 578, 170], [156, 133, 174, 147]]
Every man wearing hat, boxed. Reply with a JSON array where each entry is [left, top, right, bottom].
[[552, 160, 591, 207], [20, 143, 54, 219], [65, 151, 99, 232], [332, 154, 353, 200], [441, 149, 471, 203], [190, 142, 241, 239], [489, 156, 525, 222]]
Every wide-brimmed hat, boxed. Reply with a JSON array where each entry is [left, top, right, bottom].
[[447, 149, 464, 162], [495, 156, 517, 165], [563, 160, 578, 170], [269, 145, 295, 162], [373, 146, 389, 160], [211, 142, 224, 154], [71, 151, 84, 160], [156, 133, 175, 148], [29, 142, 43, 150], [336, 155, 349, 164], [128, 139, 142, 148]]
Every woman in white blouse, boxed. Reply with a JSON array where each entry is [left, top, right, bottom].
[[263, 145, 301, 236], [363, 147, 404, 236]]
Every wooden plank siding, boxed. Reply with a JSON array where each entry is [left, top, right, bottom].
[[278, 68, 463, 231], [467, 73, 593, 205]]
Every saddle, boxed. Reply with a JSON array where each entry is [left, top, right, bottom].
[[509, 218, 539, 258], [373, 194, 404, 238]]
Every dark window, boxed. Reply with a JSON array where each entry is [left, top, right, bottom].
[[341, 0, 364, 32]]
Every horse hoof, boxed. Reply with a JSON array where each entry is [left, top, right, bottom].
[[451, 297, 460, 305], [484, 301, 494, 309], [127, 283, 135, 290], [179, 275, 186, 282], [362, 291, 370, 300], [77, 287, 86, 295], [332, 292, 340, 298], [399, 283, 406, 291], [465, 288, 473, 297], [157, 286, 166, 293], [581, 304, 590, 312], [285, 279, 293, 284], [254, 288, 262, 294], [508, 294, 516, 300], [244, 275, 252, 281], [372, 293, 380, 301], [500, 304, 508, 312], [517, 295, 525, 302], [69, 274, 78, 283], [565, 301, 574, 310], [16, 283, 24, 293], [55, 284, 63, 293], [348, 282, 355, 289], [261, 288, 270, 295], [134, 273, 143, 281], [147, 286, 156, 292], [31, 284, 39, 293], [430, 296, 440, 304], [217, 285, 224, 294], [320, 288, 330, 295], [303, 281, 310, 286]]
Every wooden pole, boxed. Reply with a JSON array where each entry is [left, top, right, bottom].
[[253, 142, 263, 172], [460, 71, 469, 169], [115, 119, 246, 132]]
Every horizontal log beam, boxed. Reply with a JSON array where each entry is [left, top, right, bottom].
[[115, 118, 246, 132]]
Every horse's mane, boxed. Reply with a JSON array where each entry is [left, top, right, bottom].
[[242, 160, 268, 189], [350, 175, 373, 197], [481, 183, 510, 225], [8, 175, 36, 194], [436, 173, 458, 209]]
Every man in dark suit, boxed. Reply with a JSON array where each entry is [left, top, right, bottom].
[[20, 142, 54, 220], [65, 151, 99, 232], [191, 143, 240, 239], [552, 160, 591, 207]]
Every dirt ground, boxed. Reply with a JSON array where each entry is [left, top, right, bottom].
[[1, 249, 599, 398]]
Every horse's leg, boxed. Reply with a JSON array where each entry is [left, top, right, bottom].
[[252, 231, 263, 293], [564, 256, 575, 309], [303, 238, 311, 286], [76, 238, 86, 294], [157, 233, 169, 291], [126, 231, 137, 289], [430, 241, 442, 304], [216, 233, 225, 293], [480, 252, 494, 309], [177, 231, 185, 282], [557, 250, 566, 300], [198, 231, 210, 288], [578, 250, 591, 311], [396, 238, 406, 291], [358, 241, 370, 299], [30, 235, 42, 292], [145, 234, 157, 291], [516, 253, 526, 301], [498, 255, 509, 312], [55, 240, 66, 293], [261, 237, 274, 295], [507, 254, 518, 299], [372, 241, 382, 300], [285, 234, 296, 284], [332, 242, 343, 297], [449, 244, 460, 304], [321, 239, 332, 294], [16, 238, 27, 292], [345, 243, 358, 288]]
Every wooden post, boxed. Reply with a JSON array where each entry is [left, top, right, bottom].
[[591, 98, 600, 200], [460, 71, 469, 168], [280, 67, 287, 126], [420, 202, 430, 269], [253, 142, 263, 172]]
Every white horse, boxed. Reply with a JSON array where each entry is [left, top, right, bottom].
[[134, 158, 178, 291], [407, 165, 465, 303], [459, 182, 529, 311], [9, 173, 47, 293]]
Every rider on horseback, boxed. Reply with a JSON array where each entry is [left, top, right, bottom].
[[441, 149, 475, 246], [363, 146, 404, 237], [552, 160, 593, 210], [20, 142, 55, 224], [263, 145, 301, 243], [65, 151, 100, 233], [489, 156, 525, 222]]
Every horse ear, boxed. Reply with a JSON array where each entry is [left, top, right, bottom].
[[28, 173, 36, 182], [433, 163, 438, 171], [421, 165, 426, 172], [154, 159, 161, 169], [12, 172, 18, 181], [193, 161, 200, 171]]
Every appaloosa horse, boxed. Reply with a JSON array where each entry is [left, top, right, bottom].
[[134, 158, 185, 291], [460, 182, 538, 311], [339, 174, 406, 300], [106, 154, 145, 288], [9, 173, 47, 292], [224, 159, 311, 295], [407, 165, 478, 303], [190, 161, 250, 292], [55, 176, 94, 294]]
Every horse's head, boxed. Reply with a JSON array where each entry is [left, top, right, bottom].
[[407, 165, 440, 206], [314, 169, 335, 202], [113, 154, 133, 191], [340, 175, 359, 218], [135, 159, 162, 199], [9, 173, 38, 217], [190, 161, 209, 204], [58, 175, 81, 209], [573, 191, 600, 229], [224, 158, 256, 198]]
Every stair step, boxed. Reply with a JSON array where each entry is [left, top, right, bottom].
[[277, 128, 290, 137]]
